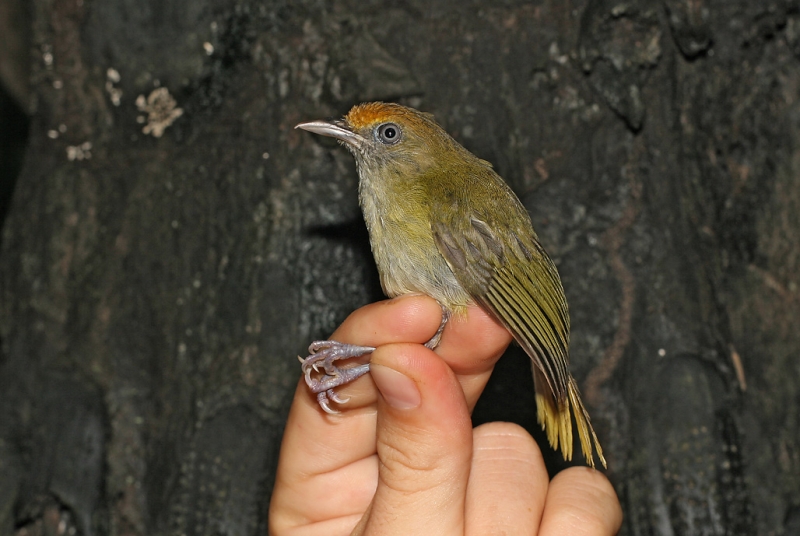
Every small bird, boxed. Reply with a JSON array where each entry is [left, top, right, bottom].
[[296, 102, 606, 469]]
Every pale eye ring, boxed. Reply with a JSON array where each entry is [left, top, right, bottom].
[[376, 122, 402, 145]]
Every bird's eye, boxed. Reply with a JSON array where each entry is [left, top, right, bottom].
[[376, 123, 401, 145]]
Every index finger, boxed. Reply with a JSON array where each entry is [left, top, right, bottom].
[[434, 306, 512, 409]]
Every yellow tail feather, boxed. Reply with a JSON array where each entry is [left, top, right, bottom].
[[533, 368, 606, 469]]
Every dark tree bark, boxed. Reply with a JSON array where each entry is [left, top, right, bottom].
[[1, 0, 799, 535]]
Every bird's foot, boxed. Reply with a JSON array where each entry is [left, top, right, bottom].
[[299, 340, 375, 413]]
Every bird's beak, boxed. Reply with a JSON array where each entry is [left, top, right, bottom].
[[295, 120, 366, 147]]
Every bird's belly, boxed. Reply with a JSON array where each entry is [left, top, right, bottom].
[[370, 221, 470, 311]]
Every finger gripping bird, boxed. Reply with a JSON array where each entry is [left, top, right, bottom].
[[296, 102, 606, 469]]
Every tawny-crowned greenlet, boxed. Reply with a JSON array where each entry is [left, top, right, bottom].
[[295, 102, 605, 469]]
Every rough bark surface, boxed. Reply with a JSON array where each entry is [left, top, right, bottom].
[[1, 1, 799, 535]]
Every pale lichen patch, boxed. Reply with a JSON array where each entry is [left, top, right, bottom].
[[135, 87, 184, 138], [66, 142, 93, 161], [106, 68, 122, 106]]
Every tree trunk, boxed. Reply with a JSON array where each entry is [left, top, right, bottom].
[[1, 1, 799, 534]]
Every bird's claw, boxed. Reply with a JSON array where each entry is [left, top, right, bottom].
[[318, 390, 340, 414], [329, 390, 350, 404]]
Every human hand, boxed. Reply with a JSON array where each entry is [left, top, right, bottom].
[[269, 295, 622, 535]]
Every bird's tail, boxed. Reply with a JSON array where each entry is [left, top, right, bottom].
[[533, 367, 606, 469]]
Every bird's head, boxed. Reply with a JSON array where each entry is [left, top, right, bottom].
[[296, 102, 472, 177]]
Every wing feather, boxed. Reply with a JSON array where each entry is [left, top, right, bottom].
[[432, 217, 570, 399]]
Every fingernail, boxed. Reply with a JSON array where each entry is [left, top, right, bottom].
[[371, 364, 421, 410]]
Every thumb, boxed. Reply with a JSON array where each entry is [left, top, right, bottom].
[[353, 343, 473, 536]]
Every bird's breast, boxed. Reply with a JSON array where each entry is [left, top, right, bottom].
[[359, 179, 470, 312]]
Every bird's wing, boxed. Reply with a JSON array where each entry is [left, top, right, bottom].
[[431, 215, 571, 399]]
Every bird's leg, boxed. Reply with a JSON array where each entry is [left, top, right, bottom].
[[424, 307, 450, 350], [299, 341, 375, 414]]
